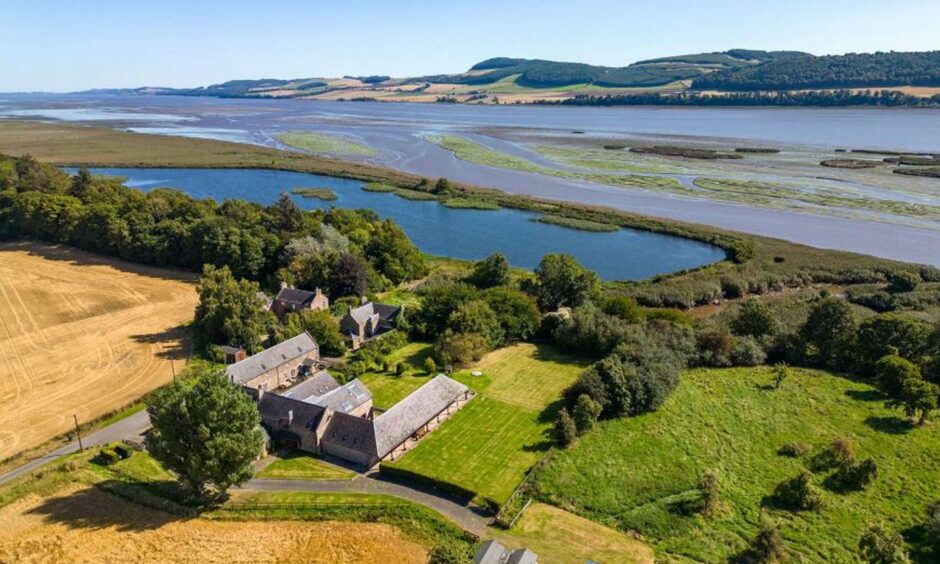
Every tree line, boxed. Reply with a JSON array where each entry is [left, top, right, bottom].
[[538, 90, 940, 108]]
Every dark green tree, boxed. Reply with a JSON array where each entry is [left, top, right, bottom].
[[329, 252, 369, 298], [798, 297, 857, 370], [482, 287, 541, 343], [874, 354, 921, 398], [446, 299, 504, 347], [531, 253, 600, 311], [890, 378, 939, 425], [467, 252, 511, 288], [731, 298, 780, 339], [194, 265, 274, 353], [572, 393, 602, 435], [146, 371, 263, 500]]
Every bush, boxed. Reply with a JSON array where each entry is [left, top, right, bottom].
[[732, 336, 767, 366], [95, 448, 121, 466], [730, 299, 780, 338], [858, 523, 911, 564], [434, 331, 489, 367], [428, 539, 474, 564], [812, 437, 856, 471], [423, 356, 438, 375], [572, 394, 602, 435], [875, 354, 921, 398], [698, 470, 719, 516], [395, 362, 405, 376], [770, 471, 823, 511], [887, 271, 920, 294], [828, 458, 878, 492], [696, 330, 735, 367], [555, 408, 578, 448], [114, 444, 134, 460], [751, 517, 788, 562], [778, 442, 810, 457], [721, 277, 745, 299]]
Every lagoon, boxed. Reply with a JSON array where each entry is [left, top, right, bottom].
[[77, 167, 725, 281]]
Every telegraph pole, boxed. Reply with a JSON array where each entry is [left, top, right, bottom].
[[73, 414, 84, 452]]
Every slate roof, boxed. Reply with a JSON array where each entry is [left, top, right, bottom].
[[309, 379, 372, 413], [255, 392, 326, 432], [474, 541, 538, 564], [280, 370, 340, 401], [346, 301, 400, 325], [320, 411, 379, 459], [275, 287, 319, 306], [373, 375, 468, 457], [225, 333, 318, 386]]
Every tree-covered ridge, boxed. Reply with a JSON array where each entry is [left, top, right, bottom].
[[424, 50, 797, 88], [694, 51, 940, 90]]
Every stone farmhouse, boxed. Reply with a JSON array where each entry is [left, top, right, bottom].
[[269, 284, 329, 318], [225, 332, 320, 392], [341, 300, 402, 350], [233, 332, 472, 468]]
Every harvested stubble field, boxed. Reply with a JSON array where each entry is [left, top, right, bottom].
[[0, 242, 197, 459], [0, 486, 425, 563]]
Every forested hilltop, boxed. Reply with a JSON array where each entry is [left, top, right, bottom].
[[84, 49, 940, 107], [694, 51, 940, 91]]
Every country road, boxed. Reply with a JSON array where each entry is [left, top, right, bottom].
[[242, 476, 493, 537], [0, 410, 151, 486], [0, 410, 493, 537]]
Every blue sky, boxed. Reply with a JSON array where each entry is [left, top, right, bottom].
[[2, 0, 938, 91]]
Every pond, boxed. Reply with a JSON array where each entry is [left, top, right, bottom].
[[75, 167, 725, 280]]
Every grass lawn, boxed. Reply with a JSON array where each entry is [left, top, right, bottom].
[[383, 343, 585, 506], [256, 454, 355, 481], [537, 367, 940, 562], [494, 502, 654, 564], [358, 343, 436, 410]]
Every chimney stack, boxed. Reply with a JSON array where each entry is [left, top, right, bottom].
[[287, 409, 294, 426], [257, 386, 264, 400]]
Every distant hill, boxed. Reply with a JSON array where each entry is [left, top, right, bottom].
[[693, 51, 940, 90], [72, 49, 940, 106], [419, 50, 807, 88]]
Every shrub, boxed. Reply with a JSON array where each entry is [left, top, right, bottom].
[[553, 301, 628, 358], [772, 364, 791, 389], [395, 362, 405, 376], [466, 253, 510, 289], [572, 394, 602, 435], [423, 356, 438, 375], [887, 271, 920, 294], [731, 299, 780, 338], [858, 523, 911, 564], [698, 470, 719, 516], [721, 277, 745, 299], [732, 336, 767, 366], [812, 437, 856, 471], [875, 354, 922, 398], [829, 458, 878, 492], [751, 517, 788, 562], [778, 442, 810, 457], [434, 331, 489, 367], [428, 540, 474, 564], [555, 408, 577, 448], [770, 471, 823, 511], [95, 448, 120, 466], [889, 378, 939, 425], [113, 444, 134, 460], [696, 330, 735, 367]]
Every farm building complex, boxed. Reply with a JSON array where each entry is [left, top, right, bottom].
[[228, 332, 472, 467]]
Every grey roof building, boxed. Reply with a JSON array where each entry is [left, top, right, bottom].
[[373, 375, 469, 458], [225, 332, 319, 387], [280, 370, 341, 400], [340, 301, 402, 349], [474, 540, 538, 564], [271, 286, 329, 317]]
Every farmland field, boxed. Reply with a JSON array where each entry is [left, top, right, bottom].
[[0, 486, 426, 563], [537, 367, 940, 562], [0, 242, 197, 460], [383, 343, 585, 505]]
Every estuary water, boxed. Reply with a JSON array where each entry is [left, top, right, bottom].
[[7, 93, 940, 265], [75, 167, 725, 281]]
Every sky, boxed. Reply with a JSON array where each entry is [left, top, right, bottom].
[[2, 0, 939, 92]]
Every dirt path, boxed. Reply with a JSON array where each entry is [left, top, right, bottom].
[[0, 242, 196, 460]]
